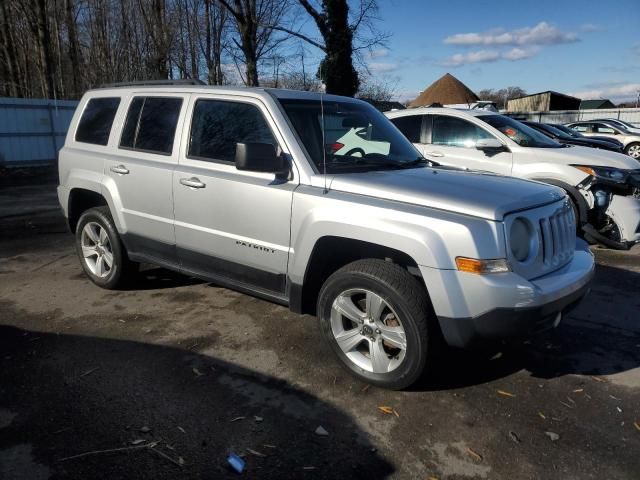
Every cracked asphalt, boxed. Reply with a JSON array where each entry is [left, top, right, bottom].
[[1, 170, 639, 479]]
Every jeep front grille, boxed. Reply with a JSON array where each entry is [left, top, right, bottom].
[[539, 205, 575, 268]]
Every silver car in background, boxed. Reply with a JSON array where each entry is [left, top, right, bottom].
[[566, 120, 640, 159], [58, 84, 594, 389]]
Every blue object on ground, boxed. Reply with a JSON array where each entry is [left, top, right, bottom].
[[227, 453, 245, 473]]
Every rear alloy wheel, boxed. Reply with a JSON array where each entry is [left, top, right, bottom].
[[81, 222, 114, 279], [317, 259, 435, 390], [75, 207, 136, 289], [625, 142, 640, 159]]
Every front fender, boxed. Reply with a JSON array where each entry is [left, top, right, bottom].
[[288, 186, 507, 284]]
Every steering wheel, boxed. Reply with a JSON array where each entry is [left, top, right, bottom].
[[343, 147, 365, 157]]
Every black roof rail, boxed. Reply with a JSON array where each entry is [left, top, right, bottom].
[[98, 79, 206, 88]]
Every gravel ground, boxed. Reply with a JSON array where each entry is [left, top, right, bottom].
[[1, 174, 639, 479]]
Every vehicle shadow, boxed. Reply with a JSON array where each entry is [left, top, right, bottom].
[[418, 263, 640, 391], [0, 323, 394, 480]]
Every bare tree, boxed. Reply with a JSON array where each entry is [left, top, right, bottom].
[[202, 0, 228, 84], [217, 0, 289, 86], [478, 87, 527, 109], [357, 72, 397, 102], [264, 0, 388, 96]]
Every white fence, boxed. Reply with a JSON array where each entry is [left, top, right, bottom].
[[504, 107, 640, 127], [0, 97, 79, 167]]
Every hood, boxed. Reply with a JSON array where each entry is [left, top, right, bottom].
[[561, 138, 620, 151], [324, 167, 564, 221], [590, 135, 623, 146], [524, 145, 639, 169]]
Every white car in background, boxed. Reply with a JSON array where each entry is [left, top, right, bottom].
[[387, 107, 640, 249], [565, 120, 640, 159]]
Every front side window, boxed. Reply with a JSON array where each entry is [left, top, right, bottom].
[[431, 115, 494, 148], [75, 97, 121, 145], [279, 99, 422, 173], [479, 115, 562, 148], [188, 100, 276, 163], [120, 96, 183, 155], [390, 115, 423, 143], [570, 124, 589, 133]]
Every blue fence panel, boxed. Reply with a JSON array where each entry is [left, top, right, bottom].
[[0, 97, 78, 167]]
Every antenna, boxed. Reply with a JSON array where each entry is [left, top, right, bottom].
[[320, 93, 328, 194]]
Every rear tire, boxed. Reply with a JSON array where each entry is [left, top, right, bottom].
[[317, 259, 436, 390], [75, 207, 137, 289]]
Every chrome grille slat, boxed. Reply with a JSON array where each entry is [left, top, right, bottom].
[[540, 218, 552, 265], [537, 203, 574, 269]]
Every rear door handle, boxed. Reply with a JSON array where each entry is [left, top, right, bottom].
[[180, 177, 206, 189], [110, 164, 130, 175], [425, 151, 444, 158]]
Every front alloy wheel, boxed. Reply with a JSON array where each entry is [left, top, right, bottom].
[[626, 142, 640, 159], [318, 259, 435, 390], [331, 289, 407, 374]]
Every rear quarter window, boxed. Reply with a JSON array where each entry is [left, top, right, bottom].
[[75, 97, 121, 145]]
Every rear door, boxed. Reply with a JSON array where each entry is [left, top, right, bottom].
[[591, 122, 623, 142], [172, 94, 296, 298], [420, 114, 512, 175], [105, 93, 187, 264]]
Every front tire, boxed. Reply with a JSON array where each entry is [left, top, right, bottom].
[[75, 207, 136, 289], [317, 259, 435, 390], [625, 142, 640, 159]]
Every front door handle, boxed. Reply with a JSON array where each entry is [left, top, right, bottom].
[[110, 164, 130, 175], [180, 177, 206, 189], [425, 151, 444, 158]]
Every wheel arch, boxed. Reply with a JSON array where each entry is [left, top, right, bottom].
[[67, 188, 108, 233], [289, 236, 426, 316]]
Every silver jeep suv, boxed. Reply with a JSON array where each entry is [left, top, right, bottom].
[[58, 83, 594, 389]]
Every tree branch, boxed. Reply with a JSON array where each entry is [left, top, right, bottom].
[[262, 24, 325, 51]]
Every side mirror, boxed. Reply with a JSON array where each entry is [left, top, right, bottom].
[[476, 138, 505, 150], [235, 143, 289, 175]]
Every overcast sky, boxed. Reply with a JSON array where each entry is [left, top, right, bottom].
[[356, 0, 639, 103]]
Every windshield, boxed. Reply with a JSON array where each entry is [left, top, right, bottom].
[[602, 119, 635, 130], [279, 98, 424, 173], [549, 124, 583, 138], [479, 115, 563, 148], [540, 123, 575, 140]]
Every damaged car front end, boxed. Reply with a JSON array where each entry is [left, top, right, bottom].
[[573, 166, 640, 249]]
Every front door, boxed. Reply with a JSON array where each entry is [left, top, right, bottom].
[[419, 114, 513, 176], [173, 95, 296, 297]]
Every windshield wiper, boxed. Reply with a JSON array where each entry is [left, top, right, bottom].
[[402, 157, 439, 168], [327, 155, 437, 171]]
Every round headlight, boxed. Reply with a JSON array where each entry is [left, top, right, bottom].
[[510, 218, 533, 262]]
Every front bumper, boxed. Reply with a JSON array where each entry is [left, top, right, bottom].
[[606, 194, 640, 244], [420, 239, 595, 348]]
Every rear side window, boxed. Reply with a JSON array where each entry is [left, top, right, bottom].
[[120, 97, 183, 155], [570, 124, 588, 133], [75, 97, 121, 145], [390, 115, 423, 143], [188, 100, 276, 163]]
